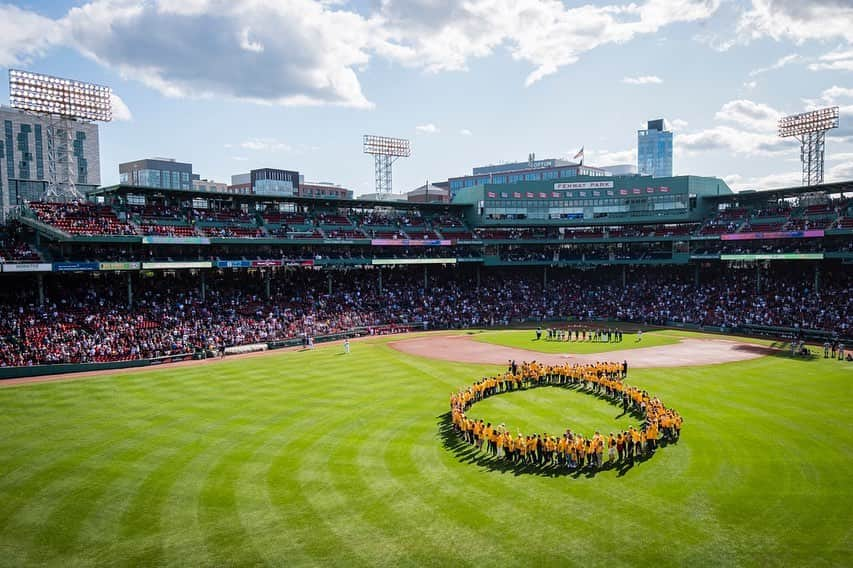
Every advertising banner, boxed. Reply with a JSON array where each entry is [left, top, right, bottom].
[[142, 261, 213, 270], [99, 262, 141, 271], [371, 258, 457, 265], [1, 263, 52, 273], [53, 262, 99, 272]]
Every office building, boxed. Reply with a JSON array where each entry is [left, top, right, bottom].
[[230, 168, 300, 196], [119, 158, 192, 190], [0, 106, 100, 220], [299, 182, 353, 200], [638, 119, 673, 178], [448, 156, 608, 198]]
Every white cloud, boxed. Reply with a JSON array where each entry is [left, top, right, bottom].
[[416, 123, 439, 134], [738, 0, 853, 44], [622, 75, 663, 85], [375, 0, 720, 86], [110, 93, 133, 121], [239, 28, 264, 53], [63, 0, 375, 108], [828, 152, 853, 162], [802, 86, 853, 140], [239, 138, 292, 152], [0, 0, 721, 107], [809, 49, 853, 72], [714, 99, 782, 131], [806, 85, 853, 107], [679, 125, 794, 156], [670, 118, 689, 131], [0, 4, 62, 66], [749, 53, 799, 76], [828, 160, 853, 180], [744, 80, 758, 89], [232, 156, 249, 161], [459, 129, 472, 136], [587, 148, 637, 166], [724, 171, 803, 191], [678, 99, 795, 157]]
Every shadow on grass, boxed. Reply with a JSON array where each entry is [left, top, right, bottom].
[[436, 409, 673, 479], [738, 341, 825, 361]]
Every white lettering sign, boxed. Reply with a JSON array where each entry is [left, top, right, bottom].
[[554, 181, 615, 190]]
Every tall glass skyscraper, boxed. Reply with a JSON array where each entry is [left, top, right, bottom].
[[638, 119, 673, 178]]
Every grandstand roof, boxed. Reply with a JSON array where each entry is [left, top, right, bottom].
[[88, 184, 468, 211], [706, 180, 853, 202]]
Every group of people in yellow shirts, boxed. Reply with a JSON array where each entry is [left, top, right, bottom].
[[449, 360, 682, 470]]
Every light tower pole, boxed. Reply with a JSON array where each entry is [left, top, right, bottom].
[[363, 135, 411, 199], [778, 107, 839, 187], [9, 69, 113, 202]]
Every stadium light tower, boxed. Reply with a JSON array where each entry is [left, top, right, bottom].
[[778, 107, 839, 187], [9, 69, 112, 202], [363, 135, 411, 198]]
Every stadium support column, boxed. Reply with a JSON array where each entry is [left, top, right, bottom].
[[476, 265, 481, 290], [37, 274, 44, 307], [543, 266, 548, 289], [622, 265, 627, 288], [265, 271, 271, 300], [200, 271, 206, 302], [694, 265, 700, 287], [755, 265, 761, 294], [814, 265, 820, 294], [378, 268, 383, 293], [127, 273, 133, 309], [424, 265, 428, 290], [327, 273, 332, 295]]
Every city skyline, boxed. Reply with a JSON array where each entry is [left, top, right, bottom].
[[0, 0, 851, 195]]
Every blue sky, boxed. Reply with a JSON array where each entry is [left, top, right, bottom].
[[1, 0, 852, 195]]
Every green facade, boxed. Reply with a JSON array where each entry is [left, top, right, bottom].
[[453, 175, 731, 226]]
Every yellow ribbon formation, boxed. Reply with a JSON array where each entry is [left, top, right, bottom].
[[449, 361, 682, 470]]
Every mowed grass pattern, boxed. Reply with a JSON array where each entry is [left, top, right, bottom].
[[471, 329, 680, 353], [0, 335, 850, 567], [467, 385, 637, 436]]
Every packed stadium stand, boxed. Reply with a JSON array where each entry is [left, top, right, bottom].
[[0, 175, 850, 374]]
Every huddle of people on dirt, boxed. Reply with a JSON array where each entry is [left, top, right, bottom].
[[536, 326, 625, 342], [449, 360, 682, 472]]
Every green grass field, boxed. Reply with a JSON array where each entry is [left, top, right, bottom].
[[0, 331, 851, 567], [471, 329, 680, 353]]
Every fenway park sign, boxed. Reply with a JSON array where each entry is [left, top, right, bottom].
[[554, 181, 615, 190]]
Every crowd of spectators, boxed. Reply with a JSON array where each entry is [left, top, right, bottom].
[[29, 202, 137, 236], [0, 265, 849, 368]]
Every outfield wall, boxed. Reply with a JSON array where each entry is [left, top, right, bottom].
[[0, 353, 195, 380]]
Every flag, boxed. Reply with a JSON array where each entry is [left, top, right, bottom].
[[551, 191, 560, 198], [646, 187, 654, 193], [573, 146, 584, 164], [660, 186, 670, 193], [593, 190, 601, 197], [513, 192, 521, 198], [579, 191, 586, 197], [619, 189, 628, 195], [487, 191, 496, 198], [539, 192, 547, 198], [606, 190, 614, 196], [526, 192, 534, 198], [632, 188, 641, 194], [500, 192, 508, 198]]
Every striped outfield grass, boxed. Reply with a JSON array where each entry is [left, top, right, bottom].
[[0, 333, 850, 567]]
